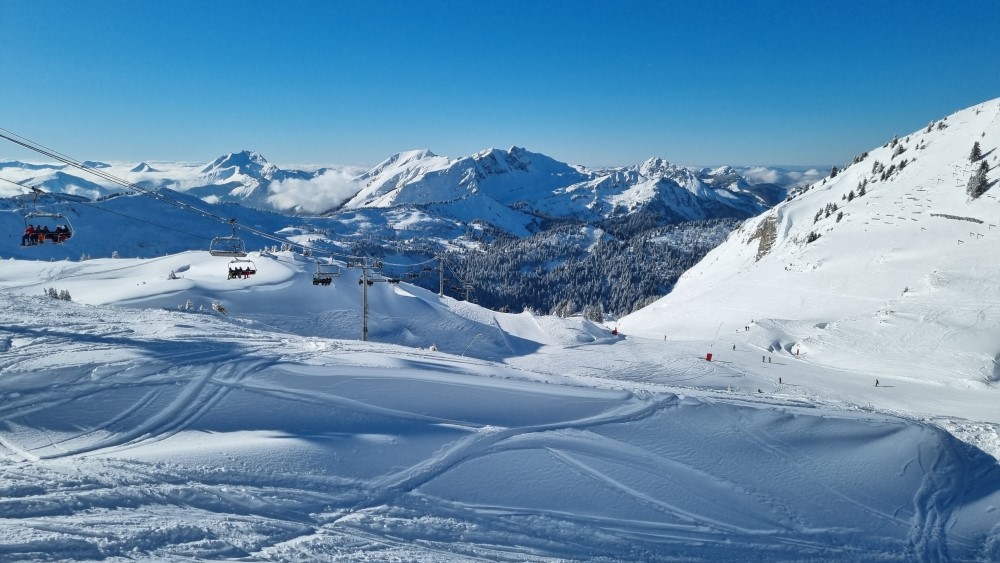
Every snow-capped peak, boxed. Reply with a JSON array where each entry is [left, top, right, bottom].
[[638, 157, 673, 177], [200, 150, 276, 178]]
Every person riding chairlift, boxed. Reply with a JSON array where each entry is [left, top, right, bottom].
[[21, 225, 34, 246], [53, 225, 70, 243]]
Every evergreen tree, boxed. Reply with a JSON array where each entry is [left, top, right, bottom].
[[966, 160, 990, 198], [830, 166, 839, 178], [583, 303, 604, 323], [970, 141, 983, 162]]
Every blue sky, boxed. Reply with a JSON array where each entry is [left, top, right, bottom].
[[1, 0, 998, 168]]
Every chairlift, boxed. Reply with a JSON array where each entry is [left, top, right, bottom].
[[227, 258, 257, 279], [21, 212, 74, 246], [209, 220, 247, 257], [313, 259, 341, 286]]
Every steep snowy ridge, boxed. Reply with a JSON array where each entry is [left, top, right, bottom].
[[527, 157, 779, 223], [346, 150, 463, 208], [623, 97, 1000, 420]]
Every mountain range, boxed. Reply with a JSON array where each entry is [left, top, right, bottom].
[[0, 146, 822, 235]]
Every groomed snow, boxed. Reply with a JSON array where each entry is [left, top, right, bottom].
[[0, 250, 997, 561]]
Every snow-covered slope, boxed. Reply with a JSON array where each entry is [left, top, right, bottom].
[[622, 97, 1000, 422], [0, 253, 997, 560]]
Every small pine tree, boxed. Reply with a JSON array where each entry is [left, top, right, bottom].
[[966, 160, 990, 198], [830, 166, 839, 178], [58, 289, 72, 301], [847, 190, 855, 202], [836, 211, 844, 222], [970, 141, 982, 162], [583, 303, 604, 323]]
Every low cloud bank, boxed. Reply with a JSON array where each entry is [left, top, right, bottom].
[[738, 166, 824, 188], [267, 169, 361, 214]]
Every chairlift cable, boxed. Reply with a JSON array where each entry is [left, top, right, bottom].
[[0, 176, 206, 241], [0, 129, 459, 268], [0, 129, 326, 252]]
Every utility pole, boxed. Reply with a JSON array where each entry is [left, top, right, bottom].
[[352, 258, 397, 342], [438, 256, 445, 297], [361, 262, 370, 342], [435, 254, 473, 302]]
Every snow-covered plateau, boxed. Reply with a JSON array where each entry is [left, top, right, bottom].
[[0, 98, 998, 561]]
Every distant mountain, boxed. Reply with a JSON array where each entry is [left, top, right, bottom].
[[0, 146, 816, 233], [341, 147, 814, 232], [184, 150, 313, 208], [623, 97, 1000, 385], [130, 162, 158, 173]]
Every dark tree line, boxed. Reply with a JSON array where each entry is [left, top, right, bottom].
[[417, 217, 739, 316]]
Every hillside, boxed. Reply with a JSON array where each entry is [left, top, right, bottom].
[[622, 98, 1000, 432]]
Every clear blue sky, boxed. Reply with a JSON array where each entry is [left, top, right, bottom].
[[1, 0, 998, 168]]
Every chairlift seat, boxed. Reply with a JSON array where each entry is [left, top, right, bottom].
[[227, 258, 257, 279], [210, 236, 247, 257], [312, 261, 341, 286], [22, 212, 74, 246]]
